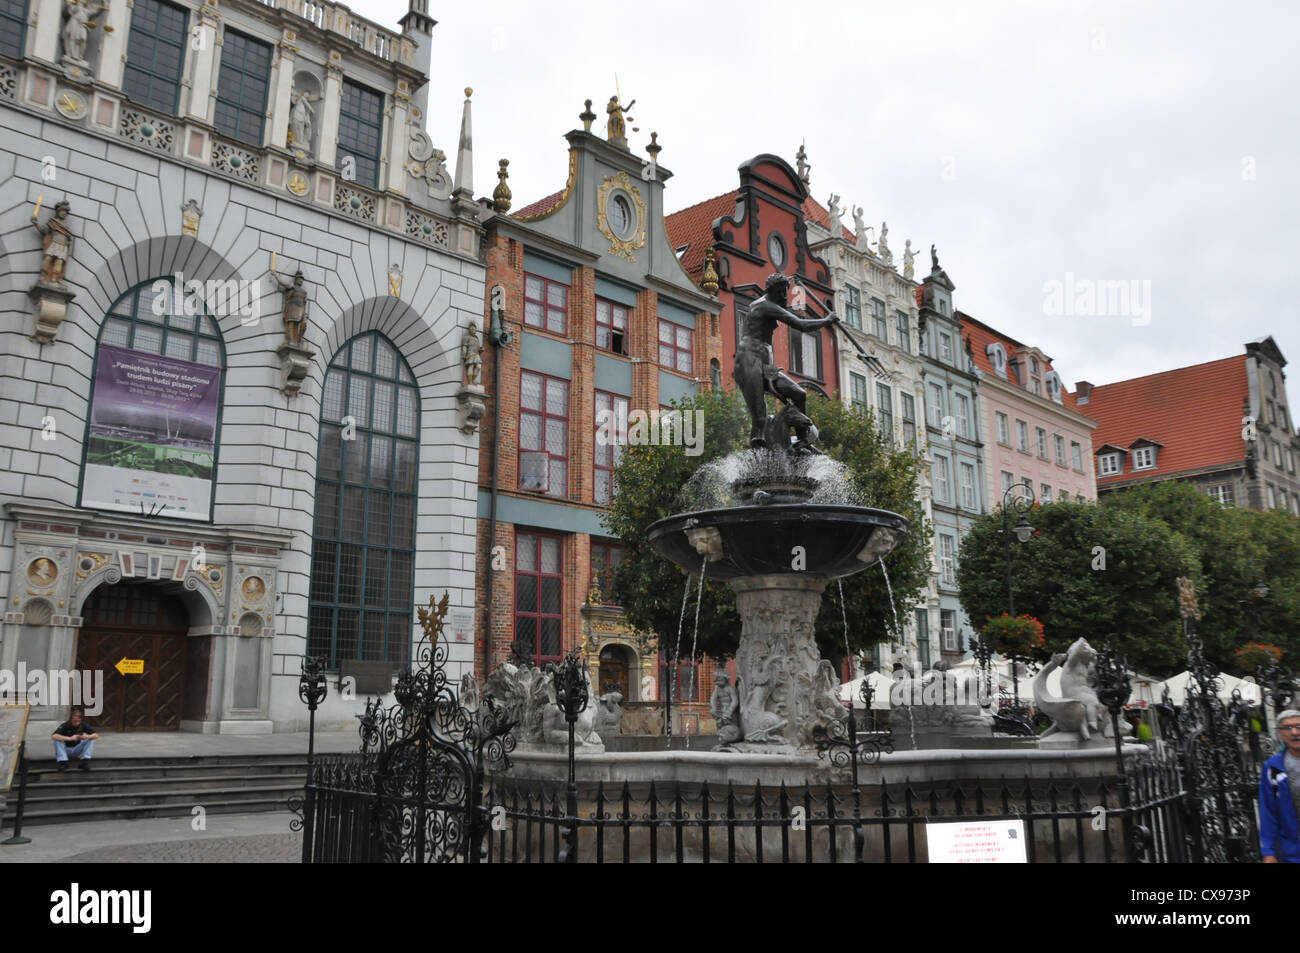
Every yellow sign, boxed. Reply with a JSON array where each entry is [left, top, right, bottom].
[[115, 658, 145, 676]]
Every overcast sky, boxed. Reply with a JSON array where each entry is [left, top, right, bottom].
[[365, 0, 1298, 403]]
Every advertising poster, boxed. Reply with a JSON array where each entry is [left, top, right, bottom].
[[82, 344, 221, 520]]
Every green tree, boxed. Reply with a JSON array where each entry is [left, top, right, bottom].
[[601, 389, 932, 663], [1102, 481, 1300, 670], [956, 500, 1196, 674]]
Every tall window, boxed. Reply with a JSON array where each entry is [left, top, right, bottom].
[[123, 0, 188, 114], [515, 533, 563, 664], [1000, 470, 1014, 494], [593, 390, 627, 504], [519, 371, 568, 496], [595, 298, 629, 355], [915, 609, 931, 670], [82, 278, 224, 521], [590, 540, 624, 605], [940, 609, 957, 651], [928, 383, 944, 428], [1035, 427, 1048, 459], [901, 393, 917, 447], [789, 328, 822, 379], [309, 333, 418, 667], [876, 383, 893, 440], [1071, 441, 1083, 471], [0, 0, 26, 58], [845, 285, 862, 329], [214, 30, 272, 144], [1040, 483, 1052, 504], [338, 79, 384, 189], [659, 318, 693, 374], [525, 272, 569, 335], [871, 298, 887, 340], [996, 412, 1009, 445], [939, 333, 953, 364], [850, 372, 868, 409], [959, 462, 977, 510], [896, 311, 911, 353], [933, 454, 951, 504], [938, 535, 956, 586], [954, 394, 970, 438]]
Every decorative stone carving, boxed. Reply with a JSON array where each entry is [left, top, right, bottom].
[[180, 199, 202, 237], [852, 206, 868, 248], [387, 263, 402, 298], [270, 262, 309, 344], [407, 130, 452, 199], [29, 198, 77, 343], [61, 0, 107, 80], [405, 209, 451, 248], [877, 221, 893, 267], [118, 108, 174, 152], [592, 691, 624, 738], [1036, 638, 1106, 746], [212, 140, 259, 181], [287, 86, 320, 159], [605, 94, 634, 146], [701, 248, 720, 297], [492, 158, 511, 213], [796, 141, 810, 185], [827, 193, 842, 235], [277, 341, 314, 398], [457, 319, 486, 432], [902, 239, 915, 280], [710, 672, 742, 746], [334, 184, 376, 221], [482, 661, 603, 748], [461, 321, 483, 387]]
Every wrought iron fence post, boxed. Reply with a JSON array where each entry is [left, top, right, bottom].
[[297, 656, 328, 863], [1095, 642, 1136, 861], [1, 742, 32, 846], [551, 650, 589, 863]]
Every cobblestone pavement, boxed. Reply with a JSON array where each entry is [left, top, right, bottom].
[[59, 832, 301, 863]]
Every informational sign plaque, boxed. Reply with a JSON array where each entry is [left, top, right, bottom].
[[926, 819, 1028, 863], [0, 704, 31, 792]]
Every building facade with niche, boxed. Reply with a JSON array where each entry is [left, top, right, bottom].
[[473, 100, 723, 731], [0, 0, 485, 734]]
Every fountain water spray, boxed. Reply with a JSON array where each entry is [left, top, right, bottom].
[[687, 554, 708, 750]]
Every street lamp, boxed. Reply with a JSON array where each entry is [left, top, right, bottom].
[[1000, 480, 1035, 709]]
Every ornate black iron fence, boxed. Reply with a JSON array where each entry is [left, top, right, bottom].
[[481, 751, 1192, 863]]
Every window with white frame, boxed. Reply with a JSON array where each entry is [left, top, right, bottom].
[[896, 311, 911, 353], [1001, 470, 1014, 494], [996, 412, 1009, 445], [928, 383, 944, 428], [939, 333, 953, 364], [1132, 446, 1156, 470], [871, 298, 887, 340], [593, 390, 628, 504], [1054, 435, 1066, 466], [519, 371, 568, 495], [524, 272, 569, 335], [1016, 420, 1029, 452], [933, 454, 951, 504], [877, 383, 894, 440], [845, 285, 862, 329], [941, 609, 957, 651], [1099, 453, 1122, 476], [954, 394, 970, 438], [960, 462, 977, 510], [1071, 441, 1083, 471], [850, 372, 868, 409], [659, 318, 694, 374], [1036, 427, 1048, 459], [595, 298, 629, 355], [901, 394, 917, 448], [1041, 483, 1052, 503], [938, 536, 956, 587]]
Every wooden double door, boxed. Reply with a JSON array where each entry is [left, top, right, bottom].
[[75, 583, 193, 731]]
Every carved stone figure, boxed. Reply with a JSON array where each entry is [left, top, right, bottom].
[[288, 89, 321, 155], [902, 239, 916, 279], [812, 660, 847, 727], [461, 321, 483, 387], [733, 273, 838, 452], [32, 200, 74, 287], [62, 0, 106, 68], [606, 95, 635, 143], [540, 666, 601, 746], [877, 221, 892, 266], [710, 673, 742, 746], [482, 661, 550, 742], [1035, 638, 1104, 742], [272, 268, 309, 344], [592, 691, 624, 738], [740, 655, 788, 742], [827, 193, 842, 235], [930, 243, 940, 270], [796, 142, 810, 185], [852, 206, 867, 247]]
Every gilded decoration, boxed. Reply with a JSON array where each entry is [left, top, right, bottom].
[[75, 553, 106, 580], [27, 557, 58, 588], [595, 171, 647, 262], [514, 149, 577, 222]]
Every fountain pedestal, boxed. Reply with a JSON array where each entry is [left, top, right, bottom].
[[730, 574, 838, 750]]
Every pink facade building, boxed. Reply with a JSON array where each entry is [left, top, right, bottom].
[[960, 314, 1099, 507]]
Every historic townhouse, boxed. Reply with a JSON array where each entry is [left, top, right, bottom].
[[960, 313, 1098, 509], [474, 100, 723, 730], [916, 252, 984, 664], [1084, 337, 1300, 513], [665, 154, 840, 407], [802, 194, 937, 673], [0, 0, 485, 734]]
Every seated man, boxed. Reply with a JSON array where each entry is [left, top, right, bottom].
[[52, 708, 99, 771]]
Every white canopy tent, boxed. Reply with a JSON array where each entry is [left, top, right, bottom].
[[1158, 671, 1261, 707]]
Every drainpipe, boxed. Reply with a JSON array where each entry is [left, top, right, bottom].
[[484, 285, 512, 673]]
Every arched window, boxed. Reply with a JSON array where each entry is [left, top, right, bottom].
[[309, 332, 419, 667], [80, 277, 225, 521]]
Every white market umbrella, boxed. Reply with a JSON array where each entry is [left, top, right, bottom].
[[1159, 670, 1261, 707]]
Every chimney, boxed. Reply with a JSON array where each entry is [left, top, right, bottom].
[[398, 0, 437, 121], [1075, 380, 1092, 404]]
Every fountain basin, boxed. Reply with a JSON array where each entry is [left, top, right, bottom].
[[648, 504, 909, 581]]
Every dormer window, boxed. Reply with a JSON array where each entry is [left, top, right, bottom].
[[1132, 446, 1155, 469], [939, 333, 953, 363], [1044, 371, 1064, 403], [986, 342, 1007, 377], [1099, 453, 1123, 476], [1030, 356, 1039, 375]]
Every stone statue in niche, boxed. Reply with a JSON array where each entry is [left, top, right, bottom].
[[271, 265, 309, 344], [288, 88, 321, 156], [710, 672, 742, 746], [61, 0, 107, 73], [461, 321, 483, 387], [32, 199, 74, 287], [902, 239, 916, 280]]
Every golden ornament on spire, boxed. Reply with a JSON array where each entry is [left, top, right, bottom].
[[701, 247, 720, 296], [493, 158, 512, 213]]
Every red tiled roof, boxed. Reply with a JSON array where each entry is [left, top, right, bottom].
[[664, 190, 737, 286], [960, 313, 1082, 413], [512, 189, 566, 221], [800, 196, 856, 243], [1086, 354, 1248, 485]]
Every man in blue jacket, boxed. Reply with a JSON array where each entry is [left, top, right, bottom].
[[1260, 709, 1300, 863]]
